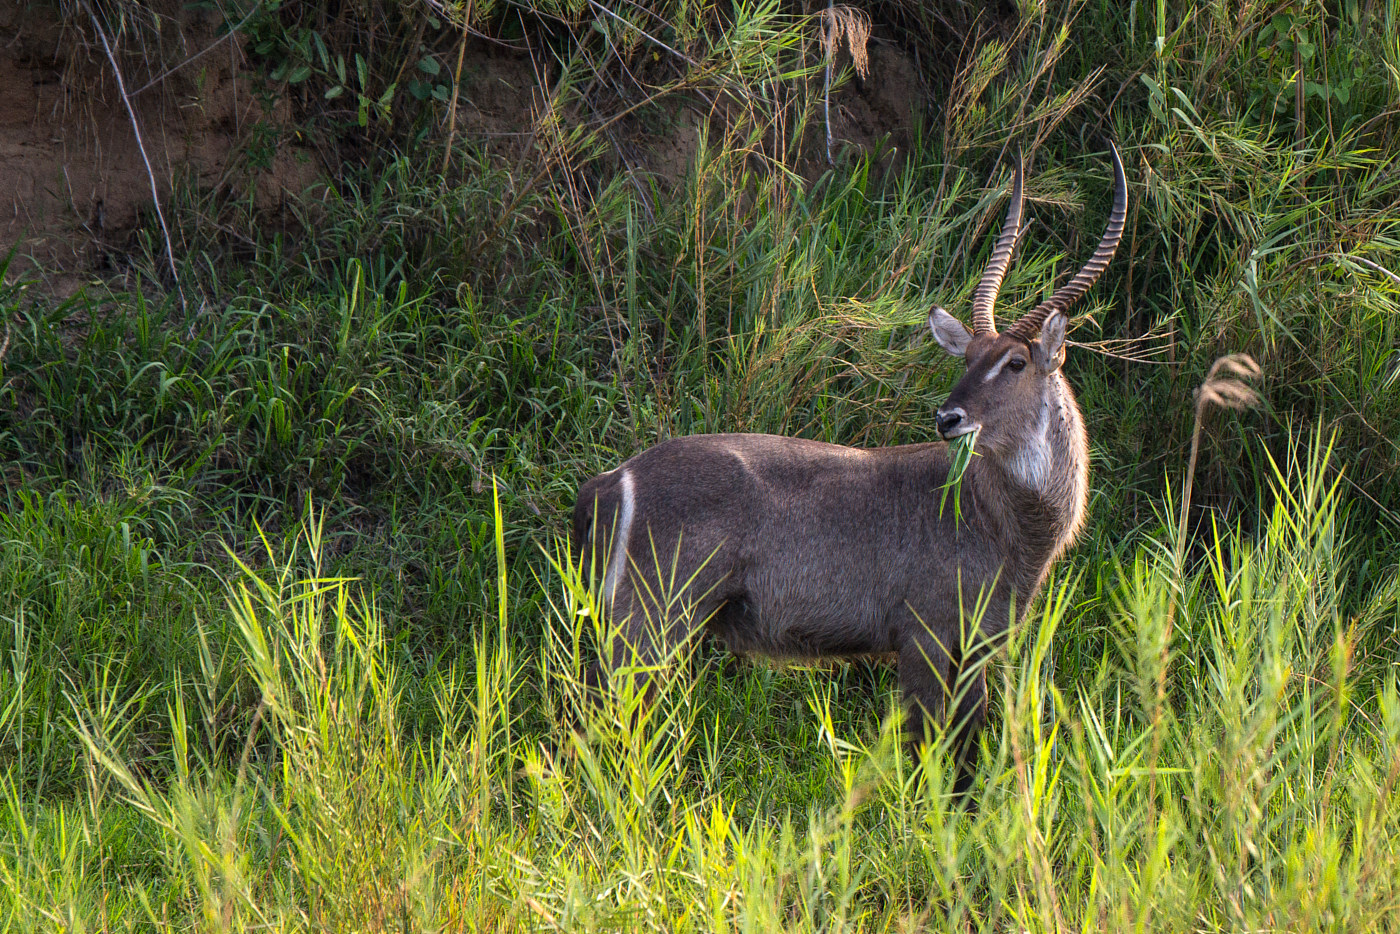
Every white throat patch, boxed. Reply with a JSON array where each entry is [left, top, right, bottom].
[[1005, 392, 1053, 493]]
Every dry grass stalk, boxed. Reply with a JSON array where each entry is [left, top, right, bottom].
[[1071, 317, 1179, 365], [1149, 352, 1262, 829], [819, 4, 872, 164], [440, 0, 476, 180], [1176, 353, 1264, 569]]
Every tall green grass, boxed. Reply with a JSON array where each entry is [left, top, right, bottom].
[[4, 444, 1398, 930]]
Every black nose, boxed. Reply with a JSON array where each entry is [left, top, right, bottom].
[[935, 408, 963, 437]]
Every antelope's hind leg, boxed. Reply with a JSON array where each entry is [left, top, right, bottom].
[[586, 539, 709, 714], [896, 612, 993, 798]]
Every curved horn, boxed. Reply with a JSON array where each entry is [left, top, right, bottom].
[[1006, 140, 1127, 342], [970, 155, 1024, 335]]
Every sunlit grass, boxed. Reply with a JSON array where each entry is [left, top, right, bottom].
[[4, 444, 1398, 931]]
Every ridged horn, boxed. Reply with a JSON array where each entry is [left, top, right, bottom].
[[1006, 140, 1127, 342], [970, 155, 1024, 335]]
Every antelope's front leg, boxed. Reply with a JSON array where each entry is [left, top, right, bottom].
[[895, 604, 1002, 797], [895, 615, 957, 755]]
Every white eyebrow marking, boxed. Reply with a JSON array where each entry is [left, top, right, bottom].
[[982, 349, 1015, 382], [604, 469, 635, 602]]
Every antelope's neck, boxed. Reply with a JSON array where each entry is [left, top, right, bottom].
[[973, 371, 1089, 590]]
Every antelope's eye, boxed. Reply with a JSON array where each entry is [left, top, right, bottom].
[[1007, 357, 1027, 372]]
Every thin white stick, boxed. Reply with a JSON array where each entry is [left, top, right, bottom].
[[1346, 254, 1400, 288], [85, 4, 185, 311], [823, 4, 835, 165]]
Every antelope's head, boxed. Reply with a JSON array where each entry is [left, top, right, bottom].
[[929, 143, 1128, 459]]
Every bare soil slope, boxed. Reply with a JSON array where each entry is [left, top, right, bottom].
[[0, 7, 315, 289], [0, 8, 922, 289]]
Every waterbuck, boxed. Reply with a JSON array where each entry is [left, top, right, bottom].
[[573, 144, 1127, 784]]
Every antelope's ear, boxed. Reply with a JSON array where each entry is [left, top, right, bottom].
[[928, 307, 972, 358], [1033, 312, 1068, 372]]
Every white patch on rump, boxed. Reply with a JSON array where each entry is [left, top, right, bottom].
[[604, 469, 635, 601]]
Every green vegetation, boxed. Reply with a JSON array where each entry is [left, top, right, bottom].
[[3, 0, 1400, 929]]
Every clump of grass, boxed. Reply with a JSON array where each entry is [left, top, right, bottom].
[[939, 429, 976, 521]]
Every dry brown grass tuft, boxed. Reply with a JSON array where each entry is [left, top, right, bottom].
[[819, 5, 871, 81]]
